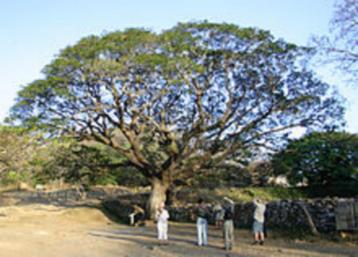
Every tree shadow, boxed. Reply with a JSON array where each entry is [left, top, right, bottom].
[[88, 228, 239, 257]]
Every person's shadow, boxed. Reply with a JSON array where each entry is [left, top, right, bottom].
[[88, 226, 232, 257]]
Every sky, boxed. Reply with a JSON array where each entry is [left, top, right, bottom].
[[0, 0, 357, 133]]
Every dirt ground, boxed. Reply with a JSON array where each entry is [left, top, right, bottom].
[[0, 204, 356, 257]]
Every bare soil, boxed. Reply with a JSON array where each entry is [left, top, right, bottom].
[[0, 203, 356, 257]]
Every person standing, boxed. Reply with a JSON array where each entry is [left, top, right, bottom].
[[213, 202, 224, 228], [252, 198, 266, 245], [223, 197, 235, 251], [195, 198, 208, 246], [156, 202, 170, 243]]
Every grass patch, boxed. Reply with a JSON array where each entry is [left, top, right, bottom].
[[216, 187, 307, 202], [175, 184, 358, 204], [176, 186, 308, 203]]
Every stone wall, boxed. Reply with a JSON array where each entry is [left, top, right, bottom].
[[167, 199, 357, 233], [101, 198, 346, 232]]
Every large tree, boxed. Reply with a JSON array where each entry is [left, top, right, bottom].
[[10, 22, 344, 217]]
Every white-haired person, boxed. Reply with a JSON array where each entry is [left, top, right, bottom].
[[252, 198, 266, 245], [155, 202, 170, 243]]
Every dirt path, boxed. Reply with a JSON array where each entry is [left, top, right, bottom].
[[0, 204, 356, 257]]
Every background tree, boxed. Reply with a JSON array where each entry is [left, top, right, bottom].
[[312, 0, 358, 83], [9, 22, 344, 218], [37, 141, 148, 187], [0, 126, 39, 185], [247, 160, 274, 186], [272, 132, 358, 186]]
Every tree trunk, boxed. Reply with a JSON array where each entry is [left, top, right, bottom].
[[297, 202, 319, 235], [165, 184, 176, 206], [147, 177, 169, 220]]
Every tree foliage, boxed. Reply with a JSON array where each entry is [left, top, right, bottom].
[[0, 125, 146, 187], [37, 141, 148, 187], [0, 126, 40, 184], [247, 160, 274, 186], [9, 22, 344, 216], [272, 132, 358, 186]]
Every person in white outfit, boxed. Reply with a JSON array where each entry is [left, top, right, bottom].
[[156, 202, 170, 243], [252, 198, 266, 245]]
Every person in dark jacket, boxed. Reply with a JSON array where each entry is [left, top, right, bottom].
[[222, 197, 235, 251], [195, 198, 208, 246]]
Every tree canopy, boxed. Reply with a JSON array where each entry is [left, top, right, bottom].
[[10, 22, 344, 217], [272, 132, 358, 186]]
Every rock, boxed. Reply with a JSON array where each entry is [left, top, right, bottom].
[[17, 182, 32, 191], [35, 184, 46, 191]]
